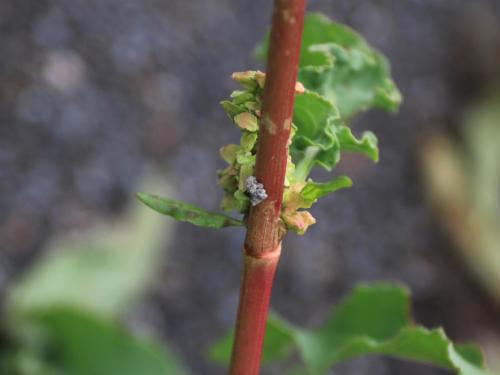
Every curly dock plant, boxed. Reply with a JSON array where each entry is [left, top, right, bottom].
[[138, 2, 492, 374]]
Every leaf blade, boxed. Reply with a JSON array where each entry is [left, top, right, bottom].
[[257, 13, 402, 119], [292, 91, 341, 172], [209, 284, 492, 375], [137, 192, 244, 229], [336, 126, 379, 162], [300, 176, 353, 203], [25, 307, 187, 375]]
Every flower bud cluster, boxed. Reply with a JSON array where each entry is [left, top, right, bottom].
[[218, 71, 315, 234]]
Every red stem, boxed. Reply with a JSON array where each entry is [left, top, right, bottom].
[[229, 1, 306, 374]]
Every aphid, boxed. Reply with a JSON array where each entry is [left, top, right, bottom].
[[245, 176, 268, 206]]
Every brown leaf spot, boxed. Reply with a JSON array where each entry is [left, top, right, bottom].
[[262, 115, 277, 135]]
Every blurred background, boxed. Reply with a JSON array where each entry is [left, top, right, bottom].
[[1, 0, 500, 374]]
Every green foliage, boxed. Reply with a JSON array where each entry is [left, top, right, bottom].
[[300, 176, 353, 204], [210, 284, 492, 375], [255, 12, 400, 191], [336, 125, 378, 162], [136, 192, 244, 228], [255, 13, 402, 119], [14, 308, 185, 375], [218, 70, 309, 217], [291, 91, 342, 172], [218, 12, 400, 234], [7, 202, 167, 317], [1, 190, 187, 374], [140, 13, 402, 236], [138, 13, 402, 236], [292, 91, 339, 151], [130, 12, 493, 375], [291, 90, 379, 175], [291, 90, 380, 177]]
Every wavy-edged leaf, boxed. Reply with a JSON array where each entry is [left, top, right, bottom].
[[210, 283, 492, 375], [292, 91, 341, 173], [300, 41, 402, 118], [256, 13, 402, 119], [291, 92, 378, 174], [137, 192, 244, 228], [255, 13, 351, 71], [293, 91, 339, 150], [336, 126, 379, 162], [300, 176, 352, 203]]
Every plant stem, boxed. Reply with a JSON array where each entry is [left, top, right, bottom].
[[229, 1, 306, 374]]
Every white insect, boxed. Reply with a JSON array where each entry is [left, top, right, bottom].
[[245, 176, 268, 206]]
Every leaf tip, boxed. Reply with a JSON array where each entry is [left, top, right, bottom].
[[341, 176, 353, 188], [136, 192, 150, 205]]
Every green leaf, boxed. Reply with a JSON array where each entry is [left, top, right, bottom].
[[240, 132, 258, 152], [220, 144, 239, 164], [234, 112, 259, 132], [230, 90, 255, 105], [300, 176, 352, 203], [291, 92, 378, 176], [210, 283, 492, 375], [233, 190, 251, 214], [292, 91, 341, 172], [21, 308, 187, 375], [292, 91, 339, 151], [0, 348, 63, 375], [236, 149, 255, 165], [220, 100, 246, 120], [299, 42, 402, 119], [256, 13, 402, 119], [336, 126, 379, 162], [6, 190, 170, 317], [2, 180, 188, 374], [238, 163, 254, 191], [137, 192, 244, 228]]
